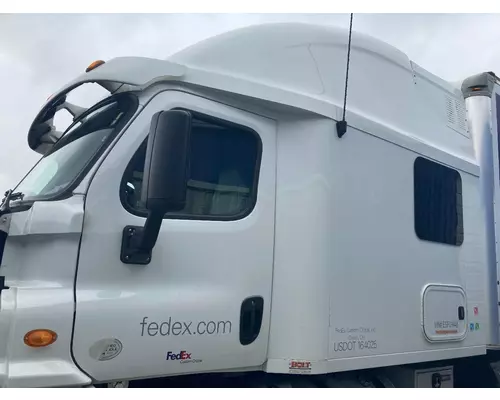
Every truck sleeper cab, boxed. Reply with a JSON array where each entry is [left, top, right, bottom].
[[1, 22, 500, 388]]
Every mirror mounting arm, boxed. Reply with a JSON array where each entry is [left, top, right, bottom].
[[120, 208, 165, 265], [139, 208, 165, 252]]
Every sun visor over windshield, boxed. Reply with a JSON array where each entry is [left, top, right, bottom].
[[28, 57, 186, 155]]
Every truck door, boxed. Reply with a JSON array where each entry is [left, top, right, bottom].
[[71, 91, 276, 383]]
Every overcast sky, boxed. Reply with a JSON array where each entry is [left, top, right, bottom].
[[1, 13, 500, 192]]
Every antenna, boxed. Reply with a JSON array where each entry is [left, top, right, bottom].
[[336, 13, 354, 139]]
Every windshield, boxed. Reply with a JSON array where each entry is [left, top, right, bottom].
[[14, 94, 137, 202]]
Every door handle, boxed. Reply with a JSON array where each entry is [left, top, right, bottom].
[[239, 296, 264, 346], [458, 306, 465, 321]]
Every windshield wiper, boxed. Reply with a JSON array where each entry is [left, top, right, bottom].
[[0, 189, 25, 216]]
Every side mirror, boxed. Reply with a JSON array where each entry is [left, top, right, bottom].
[[121, 110, 191, 265], [142, 110, 191, 213]]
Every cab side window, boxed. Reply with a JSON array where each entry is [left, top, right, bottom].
[[121, 113, 261, 220]]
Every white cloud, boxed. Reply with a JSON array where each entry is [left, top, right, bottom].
[[1, 13, 500, 192]]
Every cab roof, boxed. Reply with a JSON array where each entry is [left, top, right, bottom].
[[31, 23, 477, 171]]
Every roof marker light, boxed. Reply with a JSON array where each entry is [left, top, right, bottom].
[[85, 60, 105, 73]]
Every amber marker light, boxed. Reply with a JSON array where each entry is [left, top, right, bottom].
[[85, 60, 105, 73], [24, 329, 58, 347]]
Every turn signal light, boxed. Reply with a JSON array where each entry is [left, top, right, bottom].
[[24, 329, 58, 348], [85, 60, 105, 73]]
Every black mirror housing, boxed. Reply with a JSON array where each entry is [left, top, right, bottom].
[[142, 110, 192, 213]]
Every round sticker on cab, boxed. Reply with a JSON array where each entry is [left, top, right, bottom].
[[89, 338, 123, 361]]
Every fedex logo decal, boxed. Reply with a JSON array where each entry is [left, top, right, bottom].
[[166, 350, 191, 361], [166, 350, 202, 364]]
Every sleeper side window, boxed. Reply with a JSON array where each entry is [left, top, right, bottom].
[[121, 112, 261, 220], [414, 156, 464, 246]]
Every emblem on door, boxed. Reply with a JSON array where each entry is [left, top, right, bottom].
[[89, 338, 123, 361]]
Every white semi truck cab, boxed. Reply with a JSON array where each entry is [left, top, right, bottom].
[[1, 22, 500, 388]]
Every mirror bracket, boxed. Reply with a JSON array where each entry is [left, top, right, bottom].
[[120, 225, 152, 265]]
